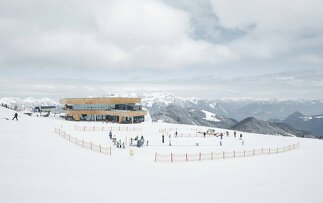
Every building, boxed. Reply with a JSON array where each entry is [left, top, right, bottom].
[[60, 97, 147, 123], [33, 106, 57, 113]]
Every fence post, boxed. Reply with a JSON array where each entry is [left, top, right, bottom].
[[91, 142, 92, 150], [119, 126, 120, 131], [253, 149, 255, 156], [277, 148, 278, 153], [234, 150, 235, 158], [199, 153, 201, 161], [186, 153, 188, 162], [171, 153, 173, 163], [155, 153, 157, 162], [110, 147, 111, 156], [223, 151, 225, 159], [211, 152, 213, 160], [244, 150, 245, 157]]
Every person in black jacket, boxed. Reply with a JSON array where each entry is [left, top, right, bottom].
[[12, 113, 18, 121]]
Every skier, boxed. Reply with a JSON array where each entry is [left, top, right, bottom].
[[203, 132, 206, 138], [12, 112, 18, 121], [240, 133, 243, 140], [162, 135, 165, 143], [234, 131, 237, 138], [220, 141, 222, 146], [175, 131, 178, 138], [169, 139, 171, 146], [109, 131, 112, 140], [146, 140, 149, 146]]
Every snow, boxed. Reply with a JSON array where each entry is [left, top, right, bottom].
[[202, 110, 220, 122], [1, 106, 323, 203]]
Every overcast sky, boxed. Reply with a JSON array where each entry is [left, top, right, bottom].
[[0, 0, 322, 99]]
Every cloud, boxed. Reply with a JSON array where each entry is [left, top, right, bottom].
[[0, 0, 237, 70], [1, 69, 322, 99]]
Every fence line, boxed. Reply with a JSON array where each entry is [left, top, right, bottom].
[[159, 127, 205, 134], [74, 125, 142, 132], [155, 143, 299, 163], [54, 128, 111, 156]]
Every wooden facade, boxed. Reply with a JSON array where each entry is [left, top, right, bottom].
[[61, 97, 147, 123]]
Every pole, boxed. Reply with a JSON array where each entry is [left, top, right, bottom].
[[171, 153, 173, 163], [155, 153, 157, 162]]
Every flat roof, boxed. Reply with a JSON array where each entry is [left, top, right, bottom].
[[60, 97, 142, 105]]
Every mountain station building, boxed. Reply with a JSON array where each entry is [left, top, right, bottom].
[[60, 97, 147, 123]]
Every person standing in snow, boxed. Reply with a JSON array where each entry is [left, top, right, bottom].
[[240, 133, 243, 140], [162, 135, 165, 143], [220, 141, 222, 146], [109, 131, 112, 140], [12, 113, 18, 121]]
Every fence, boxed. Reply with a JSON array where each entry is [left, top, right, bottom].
[[158, 127, 205, 134], [54, 128, 111, 156], [154, 143, 299, 163], [74, 125, 142, 132]]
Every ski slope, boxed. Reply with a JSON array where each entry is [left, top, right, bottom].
[[1, 106, 323, 203]]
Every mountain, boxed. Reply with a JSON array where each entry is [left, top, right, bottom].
[[226, 99, 323, 121], [282, 111, 323, 137], [102, 93, 323, 121], [231, 117, 319, 138], [134, 93, 237, 128], [151, 104, 237, 128], [0, 97, 62, 112]]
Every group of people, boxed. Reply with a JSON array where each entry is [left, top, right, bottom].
[[109, 131, 125, 149]]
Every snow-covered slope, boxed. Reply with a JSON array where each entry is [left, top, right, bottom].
[[1, 106, 323, 203]]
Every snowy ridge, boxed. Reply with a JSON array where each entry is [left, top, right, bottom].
[[0, 97, 62, 111]]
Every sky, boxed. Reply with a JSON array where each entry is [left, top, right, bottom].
[[0, 0, 322, 99]]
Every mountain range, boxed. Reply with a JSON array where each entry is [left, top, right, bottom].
[[1, 93, 322, 138]]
